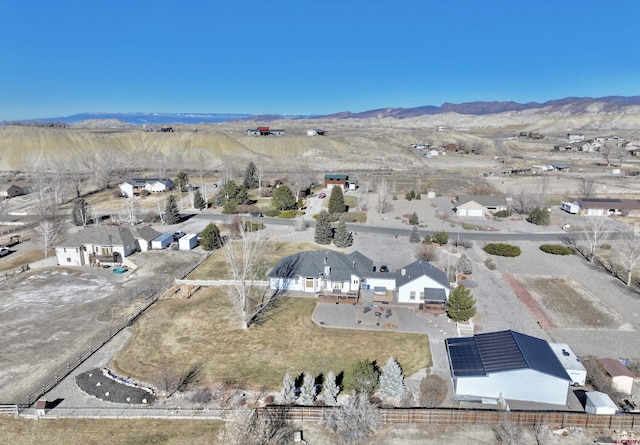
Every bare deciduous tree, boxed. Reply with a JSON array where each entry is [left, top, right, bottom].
[[222, 221, 273, 329], [154, 362, 203, 398], [418, 373, 447, 407], [122, 197, 140, 225], [78, 149, 123, 189], [615, 232, 640, 287], [324, 392, 381, 445], [578, 217, 610, 262], [493, 421, 527, 445], [578, 176, 596, 198], [415, 244, 438, 262], [377, 180, 390, 214], [224, 407, 293, 445], [32, 170, 68, 257]]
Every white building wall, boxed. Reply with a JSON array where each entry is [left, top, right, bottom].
[[363, 277, 397, 291], [397, 275, 450, 303], [120, 183, 135, 198], [55, 247, 84, 266], [455, 369, 569, 405]]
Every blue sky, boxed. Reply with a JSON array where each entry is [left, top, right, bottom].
[[1, 0, 639, 120]]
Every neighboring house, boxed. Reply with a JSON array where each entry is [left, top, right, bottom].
[[575, 198, 640, 217], [454, 194, 509, 217], [268, 250, 373, 294], [624, 143, 640, 156], [0, 183, 30, 199], [130, 225, 161, 252], [599, 358, 636, 395], [446, 330, 571, 405], [567, 133, 584, 142], [119, 178, 174, 198], [55, 226, 138, 267], [579, 141, 601, 152], [551, 163, 570, 172], [395, 260, 451, 304], [324, 174, 349, 190]]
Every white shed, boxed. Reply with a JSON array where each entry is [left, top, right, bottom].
[[151, 233, 174, 250], [585, 391, 618, 415], [178, 233, 198, 251], [549, 343, 587, 386]]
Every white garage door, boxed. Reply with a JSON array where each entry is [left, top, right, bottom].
[[467, 209, 484, 217]]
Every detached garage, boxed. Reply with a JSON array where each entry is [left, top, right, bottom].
[[446, 330, 571, 405]]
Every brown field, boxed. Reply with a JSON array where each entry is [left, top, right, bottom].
[[0, 417, 224, 445], [514, 275, 623, 329], [111, 292, 432, 390]]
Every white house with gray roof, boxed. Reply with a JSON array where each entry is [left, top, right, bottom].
[[454, 194, 509, 217], [120, 178, 175, 198], [55, 226, 140, 267], [268, 251, 450, 304]]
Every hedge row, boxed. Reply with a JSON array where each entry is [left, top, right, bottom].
[[483, 243, 521, 257], [539, 244, 574, 255]]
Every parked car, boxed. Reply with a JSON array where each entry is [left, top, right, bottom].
[[318, 192, 326, 199], [250, 212, 264, 217], [0, 247, 10, 257], [379, 265, 389, 273], [173, 231, 186, 241]]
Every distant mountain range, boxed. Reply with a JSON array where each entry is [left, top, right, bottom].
[[9, 96, 640, 125]]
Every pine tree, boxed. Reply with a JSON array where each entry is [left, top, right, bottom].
[[345, 359, 379, 395], [200, 222, 221, 250], [175, 171, 189, 192], [272, 185, 296, 210], [320, 371, 340, 406], [333, 218, 353, 248], [163, 194, 181, 225], [328, 186, 346, 214], [446, 285, 477, 322], [378, 357, 405, 400], [408, 212, 419, 225], [409, 225, 421, 243], [71, 197, 91, 226], [456, 254, 473, 274], [193, 189, 206, 210], [243, 161, 259, 189], [297, 373, 316, 406], [314, 210, 333, 244], [280, 372, 296, 405]]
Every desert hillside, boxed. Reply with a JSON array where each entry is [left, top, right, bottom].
[[2, 111, 640, 173]]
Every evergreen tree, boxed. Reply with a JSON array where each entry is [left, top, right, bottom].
[[216, 180, 249, 209], [378, 357, 405, 400], [297, 373, 316, 406], [272, 185, 297, 210], [333, 218, 353, 248], [408, 212, 419, 225], [526, 207, 550, 226], [193, 189, 206, 210], [175, 171, 189, 192], [446, 285, 477, 322], [345, 359, 379, 395], [243, 161, 259, 189], [409, 225, 421, 243], [314, 210, 333, 244], [320, 371, 340, 406], [328, 186, 346, 214], [456, 254, 473, 274], [163, 194, 181, 225], [279, 372, 296, 405], [71, 197, 91, 226], [432, 230, 449, 245], [200, 222, 221, 250]]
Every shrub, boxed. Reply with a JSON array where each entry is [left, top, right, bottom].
[[526, 207, 550, 226], [278, 210, 300, 219], [483, 243, 521, 257], [456, 254, 473, 274], [539, 244, 574, 255], [405, 192, 413, 201], [493, 209, 510, 218], [415, 193, 421, 200], [408, 212, 419, 225], [601, 243, 612, 250], [432, 230, 449, 245], [422, 234, 431, 244]]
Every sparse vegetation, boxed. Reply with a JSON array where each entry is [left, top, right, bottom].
[[526, 207, 550, 226], [539, 244, 574, 255]]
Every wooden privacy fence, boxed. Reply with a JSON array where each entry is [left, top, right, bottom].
[[256, 406, 640, 430]]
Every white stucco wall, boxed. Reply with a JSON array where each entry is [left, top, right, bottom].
[[397, 275, 450, 303], [454, 369, 569, 405]]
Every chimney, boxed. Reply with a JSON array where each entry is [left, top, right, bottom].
[[324, 266, 331, 275], [401, 269, 406, 276], [324, 256, 327, 265], [352, 261, 356, 267]]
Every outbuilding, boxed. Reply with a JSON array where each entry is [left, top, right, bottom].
[[599, 358, 636, 395], [549, 343, 587, 386], [178, 233, 199, 251], [585, 391, 618, 415], [151, 233, 174, 250]]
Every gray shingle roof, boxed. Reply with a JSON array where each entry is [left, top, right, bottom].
[[456, 194, 508, 208], [57, 226, 137, 249], [395, 260, 450, 289], [131, 225, 161, 242], [446, 330, 570, 381], [269, 250, 373, 281]]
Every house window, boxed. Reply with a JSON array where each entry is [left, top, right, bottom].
[[294, 278, 299, 285], [410, 291, 416, 300], [333, 282, 341, 290], [67, 257, 71, 263], [420, 291, 425, 300], [63, 248, 66, 253], [305, 278, 314, 288]]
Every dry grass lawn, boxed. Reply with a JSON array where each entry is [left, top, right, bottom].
[[187, 241, 320, 280], [111, 291, 431, 390], [0, 417, 224, 445]]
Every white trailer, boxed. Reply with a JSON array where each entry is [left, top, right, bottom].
[[151, 233, 174, 250], [178, 233, 198, 251], [560, 201, 580, 214], [549, 343, 587, 386]]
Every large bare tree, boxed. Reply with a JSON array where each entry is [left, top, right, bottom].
[[31, 171, 68, 257], [376, 180, 390, 214], [615, 232, 640, 287], [222, 221, 273, 330], [78, 149, 123, 189], [578, 216, 610, 262], [577, 176, 596, 198], [122, 197, 140, 225]]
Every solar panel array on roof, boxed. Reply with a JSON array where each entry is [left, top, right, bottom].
[[446, 337, 485, 377], [475, 330, 528, 373]]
